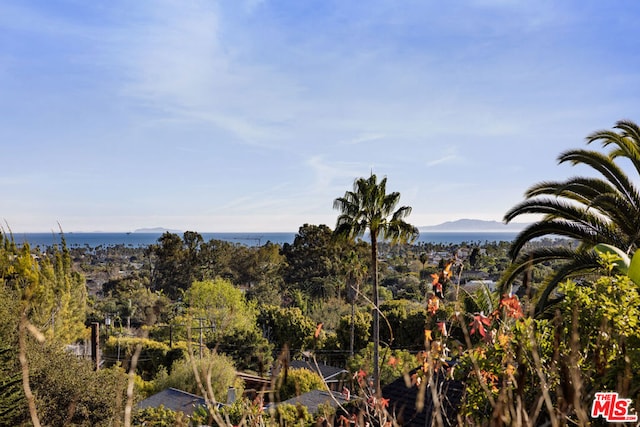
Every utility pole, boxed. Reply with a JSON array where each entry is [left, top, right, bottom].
[[91, 322, 99, 371]]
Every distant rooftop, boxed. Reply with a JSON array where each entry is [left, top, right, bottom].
[[289, 360, 348, 382], [137, 388, 206, 416], [278, 389, 350, 414]]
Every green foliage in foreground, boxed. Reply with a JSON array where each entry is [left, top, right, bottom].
[[454, 250, 640, 426], [215, 398, 265, 426], [273, 402, 313, 426], [21, 341, 128, 426], [133, 405, 190, 426], [0, 347, 22, 423], [559, 272, 640, 399], [1, 235, 87, 344], [0, 284, 21, 422], [132, 399, 317, 427]]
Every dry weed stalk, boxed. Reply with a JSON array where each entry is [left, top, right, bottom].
[[123, 342, 143, 427], [18, 312, 42, 427]]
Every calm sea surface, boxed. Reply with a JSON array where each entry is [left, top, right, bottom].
[[10, 231, 520, 248]]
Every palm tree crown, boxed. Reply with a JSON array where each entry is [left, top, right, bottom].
[[501, 120, 640, 314], [334, 173, 418, 394]]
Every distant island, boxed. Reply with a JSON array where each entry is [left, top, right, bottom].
[[420, 219, 528, 232], [133, 227, 183, 234]]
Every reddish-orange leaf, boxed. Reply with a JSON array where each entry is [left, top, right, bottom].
[[314, 322, 323, 338], [387, 356, 398, 367], [500, 294, 524, 319], [469, 313, 491, 337], [380, 397, 390, 408], [431, 273, 440, 285]]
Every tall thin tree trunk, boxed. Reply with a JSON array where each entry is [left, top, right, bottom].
[[371, 234, 381, 396]]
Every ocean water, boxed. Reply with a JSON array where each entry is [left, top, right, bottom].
[[10, 232, 293, 248], [417, 231, 519, 245], [9, 231, 520, 248]]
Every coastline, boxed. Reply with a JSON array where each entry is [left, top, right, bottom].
[[9, 231, 521, 248]]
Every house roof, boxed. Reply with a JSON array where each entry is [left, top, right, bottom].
[[289, 360, 348, 382], [236, 371, 271, 389], [382, 370, 464, 427], [278, 389, 350, 414], [137, 388, 207, 416]]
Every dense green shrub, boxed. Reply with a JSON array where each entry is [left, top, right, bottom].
[[347, 343, 416, 387], [272, 402, 313, 426], [379, 299, 427, 349], [214, 326, 274, 375], [103, 335, 171, 380], [257, 305, 315, 352], [215, 397, 264, 426], [28, 341, 129, 426], [276, 367, 324, 401], [335, 309, 371, 354], [152, 351, 241, 402], [132, 405, 190, 426]]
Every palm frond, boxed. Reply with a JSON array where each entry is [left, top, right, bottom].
[[500, 246, 588, 290], [559, 149, 640, 210], [534, 255, 601, 315]]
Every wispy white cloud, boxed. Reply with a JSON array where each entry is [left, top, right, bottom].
[[426, 147, 463, 167], [427, 155, 458, 167], [341, 133, 386, 145], [306, 155, 366, 197], [103, 0, 304, 149]]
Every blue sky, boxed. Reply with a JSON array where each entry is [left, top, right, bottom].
[[2, 0, 640, 232]]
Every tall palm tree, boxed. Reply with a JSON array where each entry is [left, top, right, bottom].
[[334, 174, 419, 394], [501, 120, 640, 315]]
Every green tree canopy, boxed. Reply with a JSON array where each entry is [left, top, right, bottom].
[[257, 305, 315, 352], [184, 278, 257, 337], [282, 224, 343, 300], [148, 232, 189, 299]]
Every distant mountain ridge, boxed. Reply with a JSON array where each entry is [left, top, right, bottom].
[[420, 219, 528, 232]]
